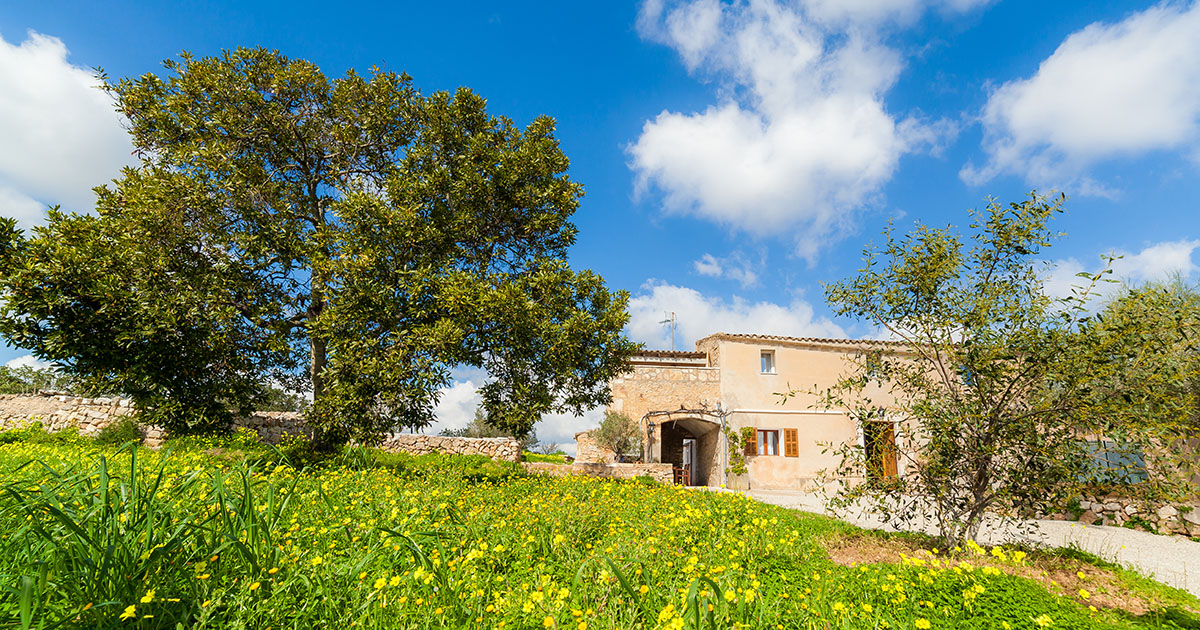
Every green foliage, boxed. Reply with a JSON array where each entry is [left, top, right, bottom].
[[1079, 279, 1200, 494], [0, 365, 68, 395], [726, 427, 750, 476], [0, 200, 292, 433], [94, 417, 146, 446], [255, 387, 308, 413], [593, 410, 642, 461], [0, 48, 637, 444], [0, 441, 1190, 628], [812, 193, 1199, 545]]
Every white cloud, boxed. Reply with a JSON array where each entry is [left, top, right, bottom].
[[5, 354, 53, 370], [801, 0, 993, 27], [1044, 239, 1200, 300], [693, 251, 761, 287], [0, 31, 134, 229], [964, 2, 1200, 191], [427, 379, 483, 435], [630, 0, 965, 259], [694, 253, 724, 277], [535, 407, 603, 457], [627, 280, 846, 349]]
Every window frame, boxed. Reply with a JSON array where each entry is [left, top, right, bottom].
[[756, 429, 780, 456], [760, 350, 776, 374]]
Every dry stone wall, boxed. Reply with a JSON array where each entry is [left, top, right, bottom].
[[522, 461, 674, 483], [0, 393, 520, 462], [1048, 495, 1200, 538], [0, 393, 135, 436], [235, 411, 312, 444], [379, 434, 520, 463]]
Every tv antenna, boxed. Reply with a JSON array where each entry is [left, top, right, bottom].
[[659, 311, 677, 351]]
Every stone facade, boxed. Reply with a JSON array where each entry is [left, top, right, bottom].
[[598, 335, 915, 491], [379, 433, 521, 463], [607, 364, 721, 427], [522, 461, 674, 483]]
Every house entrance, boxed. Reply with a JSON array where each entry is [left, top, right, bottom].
[[863, 421, 898, 480], [654, 416, 721, 486]]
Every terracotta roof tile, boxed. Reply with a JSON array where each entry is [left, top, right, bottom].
[[699, 332, 907, 347], [633, 350, 708, 359]]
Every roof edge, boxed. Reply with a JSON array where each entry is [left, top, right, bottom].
[[697, 332, 908, 348]]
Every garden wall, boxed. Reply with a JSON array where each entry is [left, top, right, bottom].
[[574, 430, 615, 464], [379, 433, 521, 463], [522, 461, 674, 484], [1047, 495, 1200, 538], [0, 393, 136, 436], [0, 393, 520, 462]]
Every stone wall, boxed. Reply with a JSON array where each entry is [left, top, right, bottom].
[[522, 461, 674, 484], [1050, 495, 1200, 538], [236, 411, 312, 443], [0, 393, 520, 462], [574, 430, 615, 464], [379, 433, 521, 463], [0, 392, 136, 436], [608, 365, 720, 429]]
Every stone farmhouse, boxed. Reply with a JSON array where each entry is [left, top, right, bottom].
[[576, 333, 911, 491]]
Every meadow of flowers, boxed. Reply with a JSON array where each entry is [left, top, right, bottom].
[[0, 433, 1196, 629]]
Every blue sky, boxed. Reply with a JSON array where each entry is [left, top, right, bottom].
[[2, 1, 1198, 446]]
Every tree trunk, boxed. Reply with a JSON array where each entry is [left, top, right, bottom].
[[308, 276, 326, 403], [310, 334, 326, 402]]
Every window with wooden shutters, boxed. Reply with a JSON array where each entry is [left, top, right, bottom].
[[743, 432, 758, 456], [783, 428, 799, 457]]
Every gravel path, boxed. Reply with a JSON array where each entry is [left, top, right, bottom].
[[744, 489, 1200, 597]]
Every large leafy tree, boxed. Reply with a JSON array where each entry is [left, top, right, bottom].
[[808, 193, 1198, 545], [0, 48, 637, 442]]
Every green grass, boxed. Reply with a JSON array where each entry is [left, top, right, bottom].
[[0, 440, 1195, 629], [523, 451, 569, 464]]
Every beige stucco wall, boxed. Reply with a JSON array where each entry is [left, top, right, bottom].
[[710, 337, 908, 490], [727, 411, 857, 490], [602, 336, 912, 491]]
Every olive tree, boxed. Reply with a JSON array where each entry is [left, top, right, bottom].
[[808, 193, 1198, 545], [593, 410, 643, 461]]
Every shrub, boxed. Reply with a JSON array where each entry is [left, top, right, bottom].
[[95, 417, 146, 445]]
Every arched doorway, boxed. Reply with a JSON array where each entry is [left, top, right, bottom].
[[649, 415, 721, 486]]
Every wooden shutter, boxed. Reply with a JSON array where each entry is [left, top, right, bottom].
[[783, 428, 799, 457], [743, 430, 757, 456]]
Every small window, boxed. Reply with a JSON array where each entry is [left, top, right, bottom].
[[760, 350, 776, 374], [756, 429, 779, 456]]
